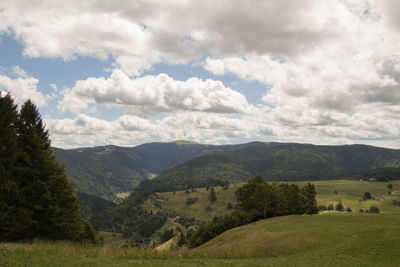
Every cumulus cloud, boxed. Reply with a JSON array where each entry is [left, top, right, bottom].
[[46, 111, 268, 148], [0, 0, 350, 75], [0, 67, 46, 106], [200, 1, 400, 147], [58, 70, 251, 115]]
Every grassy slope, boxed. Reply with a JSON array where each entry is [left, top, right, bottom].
[[2, 213, 400, 266], [156, 185, 241, 221]]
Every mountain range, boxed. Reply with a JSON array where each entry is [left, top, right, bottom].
[[53, 141, 400, 201]]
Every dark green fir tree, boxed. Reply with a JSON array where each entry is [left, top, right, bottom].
[[0, 93, 31, 241], [0, 96, 97, 243]]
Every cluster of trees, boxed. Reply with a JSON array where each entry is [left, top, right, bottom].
[[359, 206, 380, 213], [359, 167, 400, 181], [319, 202, 352, 212], [186, 175, 318, 248], [0, 93, 97, 243], [392, 200, 400, 207]]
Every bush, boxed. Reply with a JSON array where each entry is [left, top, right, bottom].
[[369, 206, 380, 213], [186, 198, 198, 205], [210, 188, 217, 202], [335, 202, 344, 211]]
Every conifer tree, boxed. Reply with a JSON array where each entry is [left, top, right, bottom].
[[0, 97, 97, 243], [0, 93, 32, 241]]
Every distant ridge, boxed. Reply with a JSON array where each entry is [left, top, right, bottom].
[[133, 142, 400, 193], [170, 140, 201, 145]]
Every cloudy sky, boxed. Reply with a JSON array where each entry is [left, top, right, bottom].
[[1, 0, 400, 149]]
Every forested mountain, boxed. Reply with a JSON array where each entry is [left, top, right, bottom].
[[134, 142, 400, 193], [53, 141, 272, 200], [54, 139, 400, 201], [52, 141, 210, 200]]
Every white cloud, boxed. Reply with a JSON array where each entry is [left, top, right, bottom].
[[0, 67, 46, 106], [58, 69, 251, 115]]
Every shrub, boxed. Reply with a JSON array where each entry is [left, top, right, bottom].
[[186, 198, 198, 205], [335, 202, 344, 211], [369, 206, 380, 213]]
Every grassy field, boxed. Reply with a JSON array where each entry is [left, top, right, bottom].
[[1, 213, 400, 266], [155, 180, 400, 221], [308, 179, 400, 214]]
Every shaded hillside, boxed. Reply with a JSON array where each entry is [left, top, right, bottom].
[[134, 143, 400, 193], [77, 192, 116, 220], [53, 142, 209, 200]]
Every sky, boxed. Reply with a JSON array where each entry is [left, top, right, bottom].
[[1, 0, 400, 149]]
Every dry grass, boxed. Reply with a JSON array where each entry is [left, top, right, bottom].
[[193, 219, 321, 258]]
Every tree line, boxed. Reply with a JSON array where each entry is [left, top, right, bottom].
[[187, 175, 318, 248], [0, 93, 97, 243]]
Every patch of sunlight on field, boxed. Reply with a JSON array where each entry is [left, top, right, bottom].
[[116, 192, 130, 199]]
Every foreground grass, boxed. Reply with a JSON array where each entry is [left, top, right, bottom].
[[2, 213, 400, 266]]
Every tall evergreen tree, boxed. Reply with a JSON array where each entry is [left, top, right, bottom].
[[0, 93, 32, 241], [0, 92, 17, 179], [0, 97, 97, 243]]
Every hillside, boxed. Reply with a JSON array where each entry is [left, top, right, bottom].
[[193, 213, 400, 264], [135, 143, 400, 193], [2, 213, 400, 266], [77, 193, 116, 220], [52, 142, 210, 200]]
